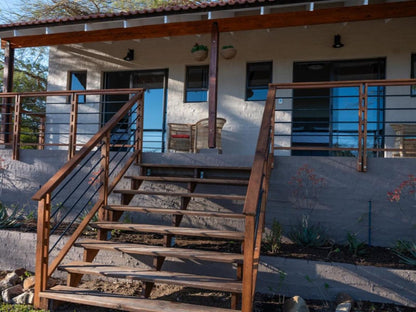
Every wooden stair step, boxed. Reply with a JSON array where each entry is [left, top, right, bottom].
[[125, 175, 249, 185], [76, 239, 244, 264], [106, 205, 246, 219], [59, 262, 242, 293], [139, 163, 251, 171], [40, 285, 237, 312], [90, 222, 245, 241], [112, 190, 246, 201]]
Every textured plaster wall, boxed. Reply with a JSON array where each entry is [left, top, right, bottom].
[[268, 156, 416, 247], [46, 17, 416, 155]]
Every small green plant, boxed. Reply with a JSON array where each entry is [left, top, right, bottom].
[[191, 43, 208, 53], [393, 240, 416, 266], [263, 218, 282, 254], [345, 232, 367, 257], [222, 45, 234, 49], [0, 202, 21, 228], [288, 215, 328, 247], [0, 304, 46, 312], [123, 212, 133, 224]]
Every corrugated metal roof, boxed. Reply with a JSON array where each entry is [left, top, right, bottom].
[[0, 0, 315, 30]]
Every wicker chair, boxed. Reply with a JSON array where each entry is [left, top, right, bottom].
[[193, 118, 226, 153], [168, 123, 194, 152]]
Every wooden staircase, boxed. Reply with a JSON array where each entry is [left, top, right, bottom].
[[39, 163, 253, 311], [32, 88, 275, 312]]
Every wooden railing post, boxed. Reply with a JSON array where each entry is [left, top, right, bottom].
[[34, 194, 51, 309], [99, 133, 110, 223], [38, 116, 45, 150], [242, 214, 255, 312], [135, 93, 144, 165], [362, 83, 369, 172], [68, 92, 79, 160], [12, 95, 21, 160]]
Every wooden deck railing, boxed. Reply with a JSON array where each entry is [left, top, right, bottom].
[[0, 88, 142, 160], [31, 90, 144, 309], [271, 79, 416, 171]]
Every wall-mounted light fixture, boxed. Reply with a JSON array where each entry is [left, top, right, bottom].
[[123, 49, 134, 61], [332, 34, 344, 48]]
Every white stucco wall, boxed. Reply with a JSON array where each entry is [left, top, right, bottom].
[[46, 16, 416, 155]]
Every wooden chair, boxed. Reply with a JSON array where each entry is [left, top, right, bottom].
[[193, 118, 226, 153], [168, 123, 194, 152], [390, 124, 416, 157]]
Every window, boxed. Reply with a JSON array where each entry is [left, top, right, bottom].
[[246, 62, 272, 101], [185, 66, 208, 102], [412, 54, 416, 96], [69, 71, 87, 103], [292, 58, 385, 156]]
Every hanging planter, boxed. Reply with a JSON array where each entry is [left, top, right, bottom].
[[220, 45, 237, 60], [191, 43, 208, 61]]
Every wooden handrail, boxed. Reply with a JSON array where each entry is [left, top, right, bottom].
[[32, 90, 144, 201], [241, 86, 276, 312], [270, 78, 416, 89], [242, 87, 276, 216], [0, 88, 143, 98]]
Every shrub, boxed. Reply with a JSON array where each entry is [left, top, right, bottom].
[[0, 202, 21, 228], [263, 218, 282, 254], [345, 232, 366, 257], [288, 215, 328, 247], [394, 240, 416, 266]]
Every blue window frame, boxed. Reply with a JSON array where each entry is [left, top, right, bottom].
[[69, 71, 87, 103], [185, 65, 208, 102], [246, 62, 272, 101]]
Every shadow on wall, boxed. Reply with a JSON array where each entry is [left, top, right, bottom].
[[257, 256, 416, 307]]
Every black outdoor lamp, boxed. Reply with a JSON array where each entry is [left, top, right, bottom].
[[332, 34, 344, 48], [123, 49, 135, 61]]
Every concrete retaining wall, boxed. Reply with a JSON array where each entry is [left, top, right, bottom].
[[1, 230, 415, 307]]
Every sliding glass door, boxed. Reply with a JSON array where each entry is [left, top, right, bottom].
[[292, 58, 385, 156], [103, 69, 168, 152]]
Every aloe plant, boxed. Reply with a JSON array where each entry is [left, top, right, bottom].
[[394, 240, 416, 266], [0, 202, 21, 228]]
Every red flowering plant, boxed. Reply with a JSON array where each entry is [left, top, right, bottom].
[[387, 175, 416, 203], [288, 164, 327, 214]]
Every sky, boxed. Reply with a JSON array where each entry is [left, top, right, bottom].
[[0, 0, 21, 23]]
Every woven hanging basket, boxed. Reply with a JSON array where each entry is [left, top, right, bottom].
[[192, 50, 208, 61], [220, 47, 237, 60]]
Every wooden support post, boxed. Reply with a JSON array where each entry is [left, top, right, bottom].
[[208, 22, 219, 148], [97, 133, 111, 238], [1, 42, 14, 146], [68, 93, 79, 160], [12, 95, 21, 160], [34, 194, 51, 309]]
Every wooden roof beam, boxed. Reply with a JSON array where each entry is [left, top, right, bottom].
[[2, 1, 416, 48]]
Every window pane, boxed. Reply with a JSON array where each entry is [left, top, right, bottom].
[[247, 62, 272, 87], [246, 62, 272, 101], [185, 66, 208, 102], [70, 71, 87, 103]]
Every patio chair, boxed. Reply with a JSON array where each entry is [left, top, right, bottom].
[[168, 123, 194, 152], [193, 117, 226, 153]]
